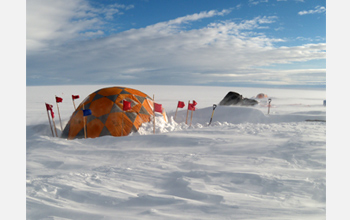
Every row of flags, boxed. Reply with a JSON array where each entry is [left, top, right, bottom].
[[175, 100, 197, 126], [45, 92, 201, 138], [55, 95, 78, 104], [45, 95, 80, 137], [46, 92, 274, 138], [176, 100, 197, 111], [45, 103, 57, 137]]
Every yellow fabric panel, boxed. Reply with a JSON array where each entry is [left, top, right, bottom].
[[133, 114, 144, 130], [162, 111, 168, 122], [89, 97, 114, 117], [97, 87, 123, 96], [142, 99, 154, 115], [86, 118, 105, 138], [105, 112, 132, 137]]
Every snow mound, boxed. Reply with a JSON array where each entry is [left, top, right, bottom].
[[135, 105, 325, 136], [170, 106, 324, 125]]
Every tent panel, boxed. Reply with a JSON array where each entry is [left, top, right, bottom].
[[138, 113, 152, 123], [91, 93, 104, 103], [124, 88, 150, 98], [97, 87, 123, 96], [104, 112, 121, 136], [110, 103, 122, 113], [67, 110, 84, 139], [99, 126, 112, 137], [132, 114, 144, 130], [106, 94, 119, 103], [89, 97, 114, 117], [87, 118, 105, 138], [134, 95, 146, 104], [142, 99, 154, 115], [74, 127, 85, 139], [76, 93, 96, 111], [97, 113, 109, 125]]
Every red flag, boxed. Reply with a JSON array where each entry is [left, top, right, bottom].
[[177, 101, 185, 108], [192, 100, 197, 106], [55, 96, 63, 103], [188, 103, 195, 111], [154, 103, 163, 113], [72, 95, 79, 100], [45, 103, 54, 118], [45, 103, 53, 111], [123, 100, 131, 111]]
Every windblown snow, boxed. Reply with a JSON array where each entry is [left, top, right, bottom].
[[26, 85, 326, 220]]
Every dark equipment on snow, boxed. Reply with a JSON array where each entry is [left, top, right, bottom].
[[267, 98, 272, 115], [208, 104, 217, 126], [219, 91, 258, 106]]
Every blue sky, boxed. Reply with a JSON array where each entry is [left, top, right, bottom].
[[26, 0, 326, 88]]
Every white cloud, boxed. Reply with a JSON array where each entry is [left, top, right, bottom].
[[146, 9, 231, 34], [298, 6, 326, 15], [296, 36, 325, 42], [249, 0, 269, 6], [26, 0, 134, 52], [80, 30, 105, 38], [27, 0, 94, 51], [27, 5, 325, 87], [102, 3, 135, 19]]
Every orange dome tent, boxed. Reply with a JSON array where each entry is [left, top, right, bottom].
[[256, 93, 268, 99], [61, 86, 160, 139]]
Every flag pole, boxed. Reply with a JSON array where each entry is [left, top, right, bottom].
[[190, 109, 194, 127], [56, 96, 63, 131], [153, 95, 156, 134], [83, 104, 87, 139], [72, 96, 76, 110], [46, 104, 54, 137], [268, 99, 272, 115], [174, 106, 179, 120], [185, 100, 190, 124], [122, 111, 124, 136], [121, 101, 125, 136], [52, 115, 58, 137]]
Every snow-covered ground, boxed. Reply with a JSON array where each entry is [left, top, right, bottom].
[[26, 85, 326, 220]]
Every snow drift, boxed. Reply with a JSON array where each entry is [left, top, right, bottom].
[[26, 85, 326, 220]]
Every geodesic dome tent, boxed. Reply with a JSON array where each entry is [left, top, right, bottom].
[[256, 93, 268, 99], [61, 86, 158, 139]]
